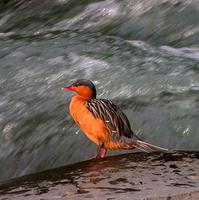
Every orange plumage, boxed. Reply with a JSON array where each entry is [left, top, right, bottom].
[[63, 79, 167, 158]]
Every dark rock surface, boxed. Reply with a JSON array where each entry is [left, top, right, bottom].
[[0, 151, 199, 200]]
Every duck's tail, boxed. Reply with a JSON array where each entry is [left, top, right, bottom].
[[135, 139, 168, 152]]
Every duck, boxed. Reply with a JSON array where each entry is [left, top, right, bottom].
[[62, 79, 167, 158]]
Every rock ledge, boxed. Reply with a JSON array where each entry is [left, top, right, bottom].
[[0, 151, 199, 200]]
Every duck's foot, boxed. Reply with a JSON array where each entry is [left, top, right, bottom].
[[94, 142, 107, 159]]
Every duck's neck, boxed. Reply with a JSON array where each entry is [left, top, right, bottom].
[[74, 93, 95, 101], [70, 95, 91, 105]]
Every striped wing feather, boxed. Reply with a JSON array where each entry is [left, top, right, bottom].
[[86, 99, 135, 138]]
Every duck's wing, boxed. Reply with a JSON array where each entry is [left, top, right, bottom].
[[87, 98, 168, 152], [86, 99, 135, 138]]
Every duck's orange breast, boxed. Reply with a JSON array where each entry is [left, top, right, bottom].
[[69, 96, 108, 146]]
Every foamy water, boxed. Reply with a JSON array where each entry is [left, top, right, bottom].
[[0, 0, 198, 182]]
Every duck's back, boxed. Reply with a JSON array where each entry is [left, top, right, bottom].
[[86, 98, 135, 138]]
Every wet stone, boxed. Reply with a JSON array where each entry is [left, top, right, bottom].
[[0, 151, 199, 200], [169, 164, 178, 169]]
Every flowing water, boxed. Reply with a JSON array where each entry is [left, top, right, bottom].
[[0, 0, 199, 182]]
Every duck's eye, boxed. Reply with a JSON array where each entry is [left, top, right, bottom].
[[73, 82, 82, 87]]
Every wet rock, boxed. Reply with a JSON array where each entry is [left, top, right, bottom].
[[0, 151, 199, 200]]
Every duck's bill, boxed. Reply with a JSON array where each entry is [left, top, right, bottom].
[[62, 85, 75, 91]]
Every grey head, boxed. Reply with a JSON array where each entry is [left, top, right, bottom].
[[72, 79, 96, 99]]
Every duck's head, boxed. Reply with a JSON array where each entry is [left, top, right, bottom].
[[62, 79, 96, 100]]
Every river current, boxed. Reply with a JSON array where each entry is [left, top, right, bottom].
[[0, 0, 199, 181]]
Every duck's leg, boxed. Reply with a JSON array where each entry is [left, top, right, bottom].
[[94, 142, 104, 159], [100, 148, 107, 158]]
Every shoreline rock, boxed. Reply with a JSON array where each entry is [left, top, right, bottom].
[[0, 151, 199, 200]]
